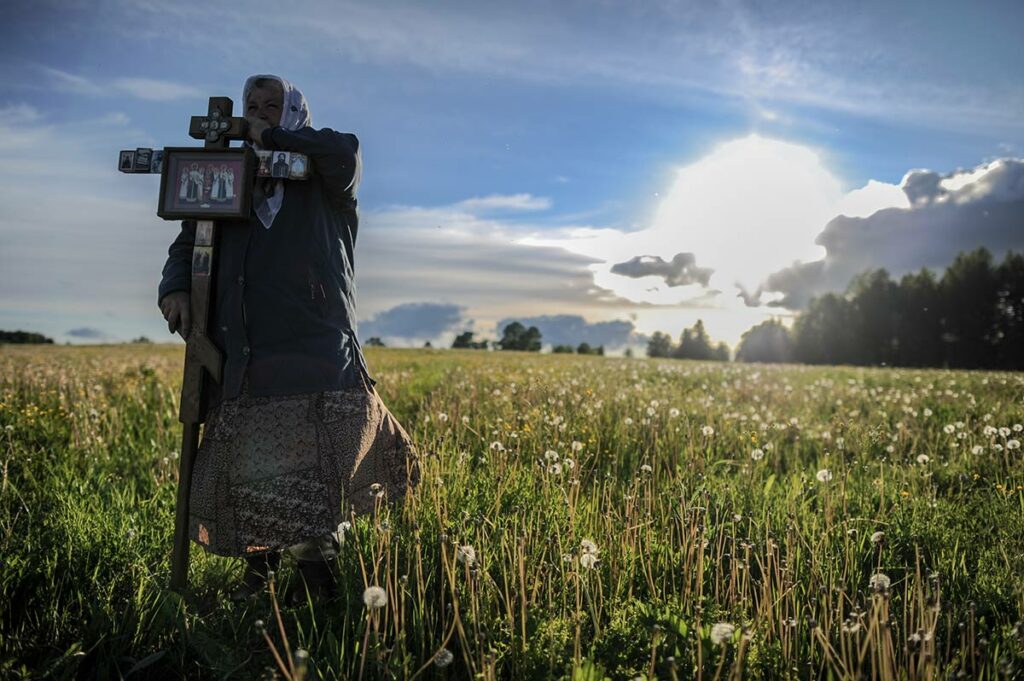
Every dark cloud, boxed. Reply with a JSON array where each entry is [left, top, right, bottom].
[[66, 327, 108, 339], [610, 252, 713, 287], [494, 314, 648, 349], [755, 158, 1024, 308], [358, 302, 467, 342]]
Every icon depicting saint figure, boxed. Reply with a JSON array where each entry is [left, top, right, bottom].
[[289, 154, 306, 179], [257, 152, 271, 176], [272, 152, 289, 178], [221, 164, 235, 201], [210, 163, 234, 202], [178, 168, 189, 201], [186, 162, 204, 202]]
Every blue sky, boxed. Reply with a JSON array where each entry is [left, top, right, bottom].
[[1, 0, 1022, 350]]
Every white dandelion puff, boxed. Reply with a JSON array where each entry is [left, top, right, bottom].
[[750, 448, 765, 461], [571, 440, 584, 452], [816, 468, 833, 483], [869, 573, 891, 592], [916, 454, 930, 464], [434, 647, 454, 668], [943, 424, 956, 434], [456, 544, 477, 566], [1008, 439, 1021, 450], [870, 531, 885, 545], [701, 425, 715, 437], [363, 585, 387, 608], [710, 622, 735, 646]]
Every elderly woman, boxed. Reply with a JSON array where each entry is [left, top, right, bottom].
[[158, 74, 420, 604]]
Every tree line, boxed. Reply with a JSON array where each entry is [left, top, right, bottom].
[[734, 247, 1024, 369]]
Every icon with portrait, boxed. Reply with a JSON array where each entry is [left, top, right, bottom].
[[289, 153, 308, 179]]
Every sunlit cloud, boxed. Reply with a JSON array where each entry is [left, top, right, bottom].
[[517, 134, 907, 309]]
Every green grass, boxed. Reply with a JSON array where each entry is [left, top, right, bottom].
[[1, 344, 1023, 679]]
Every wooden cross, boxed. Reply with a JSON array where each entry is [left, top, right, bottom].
[[166, 97, 251, 591]]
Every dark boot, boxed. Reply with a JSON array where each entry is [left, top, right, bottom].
[[230, 551, 281, 602], [287, 558, 340, 607]]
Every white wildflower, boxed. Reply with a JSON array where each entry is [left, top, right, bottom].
[[943, 424, 956, 434], [1008, 439, 1021, 450], [579, 552, 599, 569], [710, 622, 735, 646], [669, 408, 680, 418], [869, 573, 891, 592], [816, 468, 833, 483], [971, 445, 985, 455], [437, 412, 448, 422], [750, 448, 765, 461], [916, 454, 930, 464], [363, 585, 387, 608], [701, 425, 715, 437], [456, 544, 476, 566], [489, 441, 505, 452], [434, 647, 454, 668]]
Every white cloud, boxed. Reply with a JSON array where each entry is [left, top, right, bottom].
[[518, 135, 907, 309], [760, 158, 1024, 307], [111, 77, 205, 101], [453, 193, 552, 212]]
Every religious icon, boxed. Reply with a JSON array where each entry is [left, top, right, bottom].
[[134, 148, 153, 173], [119, 150, 136, 172], [289, 154, 308, 179], [195, 220, 213, 246], [150, 149, 164, 174], [272, 152, 290, 179], [257, 151, 271, 177], [209, 163, 235, 202], [158, 147, 255, 220], [192, 246, 212, 276]]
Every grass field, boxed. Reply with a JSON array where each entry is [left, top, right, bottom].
[[1, 344, 1023, 679]]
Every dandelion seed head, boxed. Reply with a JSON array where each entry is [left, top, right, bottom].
[[434, 647, 454, 668], [869, 573, 891, 592], [750, 448, 765, 461], [363, 585, 387, 608], [710, 622, 735, 646], [816, 468, 833, 483], [456, 544, 477, 566]]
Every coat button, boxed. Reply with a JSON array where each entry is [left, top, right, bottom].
[[237, 275, 245, 285], [242, 346, 250, 356]]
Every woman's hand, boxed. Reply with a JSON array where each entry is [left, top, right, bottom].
[[246, 116, 272, 146], [160, 291, 192, 340]]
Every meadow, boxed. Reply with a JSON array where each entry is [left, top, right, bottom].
[[1, 344, 1023, 679]]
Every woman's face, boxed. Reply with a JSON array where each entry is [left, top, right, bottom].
[[246, 84, 283, 127]]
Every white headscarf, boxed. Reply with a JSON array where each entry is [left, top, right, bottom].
[[242, 74, 312, 229]]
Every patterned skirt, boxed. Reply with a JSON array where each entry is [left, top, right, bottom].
[[188, 371, 421, 557]]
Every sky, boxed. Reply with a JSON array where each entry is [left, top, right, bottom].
[[1, 0, 1022, 352]]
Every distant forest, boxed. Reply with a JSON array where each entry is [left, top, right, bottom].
[[0, 330, 54, 344], [648, 247, 1024, 370]]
